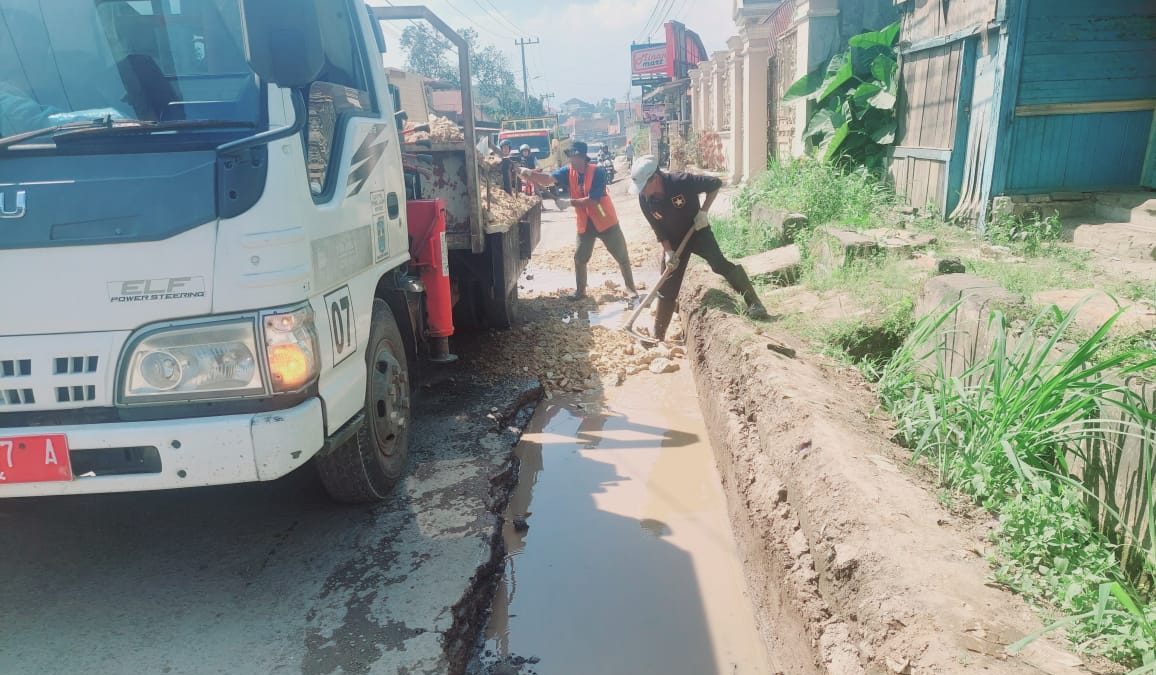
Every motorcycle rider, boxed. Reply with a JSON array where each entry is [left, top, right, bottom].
[[518, 143, 537, 170]]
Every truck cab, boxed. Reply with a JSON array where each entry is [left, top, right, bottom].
[[0, 0, 491, 502]]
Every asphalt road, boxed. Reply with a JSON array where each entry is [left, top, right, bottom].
[[0, 372, 539, 675]]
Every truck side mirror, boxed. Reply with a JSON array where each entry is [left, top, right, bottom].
[[241, 0, 324, 89]]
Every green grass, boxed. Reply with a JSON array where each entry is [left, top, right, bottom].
[[986, 211, 1064, 257], [724, 157, 1156, 669], [879, 303, 1156, 669], [712, 213, 786, 260], [735, 158, 896, 229], [714, 159, 896, 260], [966, 253, 1096, 297]]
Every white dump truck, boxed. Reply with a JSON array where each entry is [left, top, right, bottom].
[[0, 1, 539, 502]]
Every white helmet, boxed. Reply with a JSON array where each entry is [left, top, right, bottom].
[[519, 144, 531, 152], [630, 155, 659, 195]]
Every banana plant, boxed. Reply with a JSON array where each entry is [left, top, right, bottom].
[[784, 22, 900, 172]]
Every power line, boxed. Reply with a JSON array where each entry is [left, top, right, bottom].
[[467, 0, 519, 39], [670, 0, 694, 22], [635, 0, 664, 43], [640, 0, 677, 42], [479, 0, 527, 36]]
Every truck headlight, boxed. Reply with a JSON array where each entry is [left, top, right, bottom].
[[122, 321, 263, 404], [263, 306, 320, 393]]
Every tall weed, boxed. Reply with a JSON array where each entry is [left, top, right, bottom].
[[735, 159, 894, 229], [880, 302, 1156, 667]]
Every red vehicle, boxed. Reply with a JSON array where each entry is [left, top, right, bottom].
[[498, 117, 566, 170]]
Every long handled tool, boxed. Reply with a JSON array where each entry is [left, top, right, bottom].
[[622, 227, 697, 344]]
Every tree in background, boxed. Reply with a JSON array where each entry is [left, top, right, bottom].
[[400, 25, 545, 120]]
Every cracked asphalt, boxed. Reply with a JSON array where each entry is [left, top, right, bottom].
[[0, 373, 539, 675]]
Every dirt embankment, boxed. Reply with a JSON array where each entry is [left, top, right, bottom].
[[680, 266, 1088, 675]]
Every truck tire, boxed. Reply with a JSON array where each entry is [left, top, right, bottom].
[[484, 283, 520, 330], [317, 300, 411, 504]]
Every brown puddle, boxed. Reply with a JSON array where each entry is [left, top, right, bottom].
[[480, 370, 772, 674]]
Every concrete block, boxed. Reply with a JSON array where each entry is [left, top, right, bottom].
[[739, 245, 802, 286], [810, 228, 879, 278], [915, 275, 1024, 382], [864, 229, 937, 257], [1051, 192, 1090, 202], [991, 196, 1015, 221], [751, 203, 809, 244]]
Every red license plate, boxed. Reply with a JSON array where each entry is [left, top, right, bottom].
[[0, 434, 73, 485]]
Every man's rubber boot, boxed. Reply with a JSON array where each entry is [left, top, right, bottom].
[[619, 262, 639, 298], [653, 296, 676, 342], [571, 263, 588, 300], [724, 266, 770, 320]]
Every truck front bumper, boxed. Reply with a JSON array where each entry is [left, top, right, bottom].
[[0, 398, 325, 498]]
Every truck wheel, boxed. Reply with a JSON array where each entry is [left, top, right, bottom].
[[317, 300, 411, 504], [485, 283, 520, 330]]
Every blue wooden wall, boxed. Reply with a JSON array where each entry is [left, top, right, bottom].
[[1006, 111, 1153, 192], [1002, 0, 1156, 193]]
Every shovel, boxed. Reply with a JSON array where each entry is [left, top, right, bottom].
[[622, 227, 697, 344]]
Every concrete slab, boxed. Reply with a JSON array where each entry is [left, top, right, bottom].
[[810, 228, 879, 278], [1071, 220, 1156, 261], [739, 245, 802, 286], [863, 228, 938, 257], [750, 204, 808, 244]]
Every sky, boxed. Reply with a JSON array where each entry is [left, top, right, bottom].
[[372, 0, 737, 106]]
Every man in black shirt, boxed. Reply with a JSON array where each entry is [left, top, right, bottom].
[[631, 155, 768, 341]]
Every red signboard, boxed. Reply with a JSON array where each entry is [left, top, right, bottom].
[[0, 434, 73, 485], [631, 44, 668, 77], [632, 21, 708, 86]]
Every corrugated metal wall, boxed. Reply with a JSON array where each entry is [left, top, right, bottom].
[[1002, 0, 1156, 192], [890, 0, 995, 214], [951, 33, 1000, 220]]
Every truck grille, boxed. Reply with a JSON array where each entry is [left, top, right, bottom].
[[0, 333, 125, 412]]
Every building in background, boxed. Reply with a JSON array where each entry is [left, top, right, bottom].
[[688, 0, 897, 183], [629, 20, 709, 165], [890, 0, 1156, 223], [384, 68, 431, 125]]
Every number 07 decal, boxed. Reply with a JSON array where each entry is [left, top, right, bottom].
[[324, 286, 357, 365]]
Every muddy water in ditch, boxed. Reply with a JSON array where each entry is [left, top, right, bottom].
[[480, 371, 772, 674]]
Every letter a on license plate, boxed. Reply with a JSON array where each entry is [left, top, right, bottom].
[[0, 435, 73, 484]]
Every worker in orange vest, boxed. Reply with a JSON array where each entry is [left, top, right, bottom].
[[522, 141, 639, 301]]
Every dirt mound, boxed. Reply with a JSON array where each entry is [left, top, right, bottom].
[[680, 267, 1087, 675], [532, 238, 662, 275], [459, 288, 686, 398]]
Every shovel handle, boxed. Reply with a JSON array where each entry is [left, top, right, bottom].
[[622, 228, 698, 341]]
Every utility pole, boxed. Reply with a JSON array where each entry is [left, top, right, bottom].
[[541, 93, 555, 114], [514, 37, 540, 115]]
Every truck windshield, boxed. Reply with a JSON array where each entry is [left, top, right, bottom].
[[0, 0, 260, 150]]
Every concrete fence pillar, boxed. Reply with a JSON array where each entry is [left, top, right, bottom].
[[710, 51, 727, 137], [727, 36, 745, 184], [741, 23, 774, 180], [689, 69, 704, 134]]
